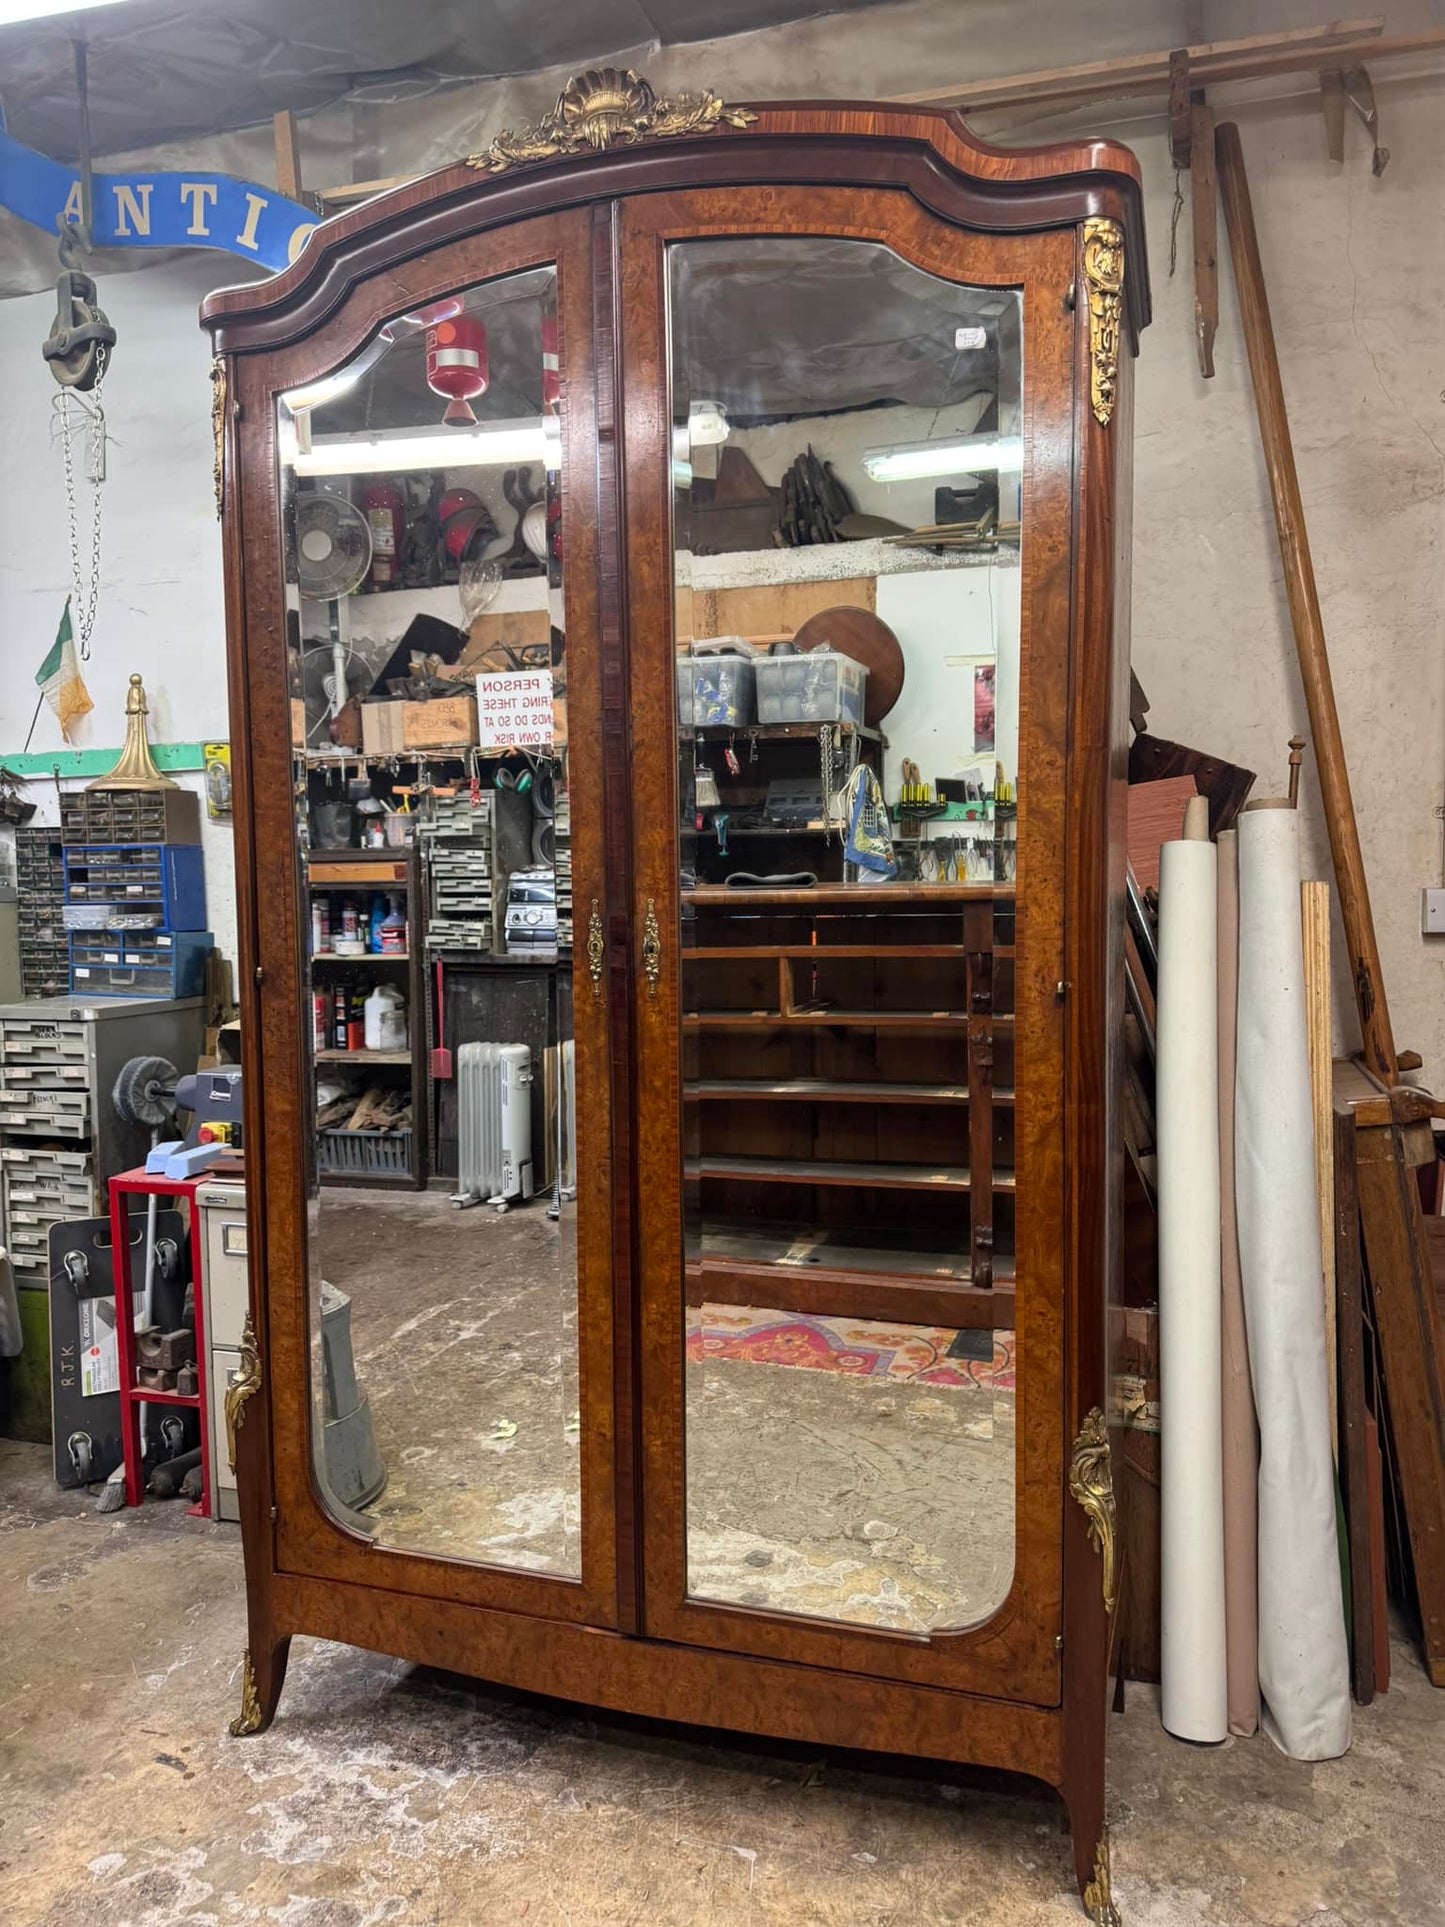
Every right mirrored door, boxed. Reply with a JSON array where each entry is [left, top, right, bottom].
[[668, 235, 1024, 1636]]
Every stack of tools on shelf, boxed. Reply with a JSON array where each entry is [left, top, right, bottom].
[[777, 446, 857, 547], [884, 519, 1019, 552], [884, 478, 1016, 552], [420, 788, 494, 950]]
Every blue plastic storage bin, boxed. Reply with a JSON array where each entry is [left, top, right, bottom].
[[68, 929, 213, 999], [62, 843, 207, 933]]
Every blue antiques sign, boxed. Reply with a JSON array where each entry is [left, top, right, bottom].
[[0, 129, 318, 273]]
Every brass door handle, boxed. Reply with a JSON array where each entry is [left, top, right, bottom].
[[642, 898, 662, 994], [587, 899, 604, 1000]]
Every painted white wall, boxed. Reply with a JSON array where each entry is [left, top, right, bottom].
[[1126, 81, 1445, 1083], [0, 255, 238, 973], [876, 565, 1020, 787]]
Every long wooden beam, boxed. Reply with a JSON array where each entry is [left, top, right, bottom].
[[898, 18, 1445, 115], [273, 110, 303, 201], [1214, 119, 1398, 1083], [315, 20, 1439, 211]]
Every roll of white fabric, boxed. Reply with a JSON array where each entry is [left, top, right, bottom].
[[1217, 829, 1260, 1738], [1157, 834, 1228, 1743], [1235, 805, 1351, 1760]]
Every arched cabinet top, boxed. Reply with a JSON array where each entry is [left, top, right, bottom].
[[200, 85, 1150, 354]]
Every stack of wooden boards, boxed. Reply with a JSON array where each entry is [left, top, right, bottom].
[[315, 1086, 412, 1135]]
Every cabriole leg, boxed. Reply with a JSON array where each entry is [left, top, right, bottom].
[[229, 1635, 291, 1737]]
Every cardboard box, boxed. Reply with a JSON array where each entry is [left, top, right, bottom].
[[361, 695, 478, 754]]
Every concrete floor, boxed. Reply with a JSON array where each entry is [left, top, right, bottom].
[[3, 1438, 1443, 1926], [321, 1191, 1015, 1630]]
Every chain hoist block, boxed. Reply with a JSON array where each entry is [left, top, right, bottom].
[[43, 268, 117, 391]]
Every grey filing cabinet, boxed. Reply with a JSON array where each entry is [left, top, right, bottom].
[[196, 1178, 248, 1522], [0, 996, 206, 1285]]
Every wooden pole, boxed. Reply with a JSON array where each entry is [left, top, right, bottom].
[[1214, 120, 1398, 1084], [273, 110, 303, 201], [893, 18, 1445, 114], [1190, 102, 1219, 379]]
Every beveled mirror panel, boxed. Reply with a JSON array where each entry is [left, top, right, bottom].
[[277, 266, 582, 1574], [669, 236, 1022, 1633]]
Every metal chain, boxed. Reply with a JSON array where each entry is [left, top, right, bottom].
[[55, 343, 108, 661]]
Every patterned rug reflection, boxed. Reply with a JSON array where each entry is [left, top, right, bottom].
[[686, 1304, 1017, 1634], [686, 1304, 1015, 1393]]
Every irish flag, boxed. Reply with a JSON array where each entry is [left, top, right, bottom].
[[35, 601, 93, 742]]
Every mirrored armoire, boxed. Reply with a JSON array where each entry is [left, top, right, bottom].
[[204, 76, 1148, 1922]]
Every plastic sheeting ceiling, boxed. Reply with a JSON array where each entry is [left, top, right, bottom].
[[0, 0, 890, 162]]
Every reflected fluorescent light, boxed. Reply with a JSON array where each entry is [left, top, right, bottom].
[[292, 417, 557, 478], [689, 400, 730, 447], [861, 435, 1023, 483], [672, 400, 730, 466], [282, 329, 397, 416]]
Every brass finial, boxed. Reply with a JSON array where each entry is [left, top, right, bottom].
[[87, 674, 179, 791], [1287, 734, 1306, 808]]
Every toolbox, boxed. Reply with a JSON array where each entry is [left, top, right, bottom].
[[69, 929, 213, 1000], [63, 843, 207, 932]]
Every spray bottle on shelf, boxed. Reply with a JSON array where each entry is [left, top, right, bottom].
[[379, 894, 408, 955]]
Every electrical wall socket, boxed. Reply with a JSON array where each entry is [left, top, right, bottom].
[[1422, 888, 1445, 935]]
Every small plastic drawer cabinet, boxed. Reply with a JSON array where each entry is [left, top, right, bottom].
[[68, 929, 213, 1000], [63, 843, 207, 933]]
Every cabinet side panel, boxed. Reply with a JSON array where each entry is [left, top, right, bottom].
[[1060, 280, 1135, 1893]]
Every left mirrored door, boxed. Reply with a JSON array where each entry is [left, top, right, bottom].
[[271, 256, 605, 1581]]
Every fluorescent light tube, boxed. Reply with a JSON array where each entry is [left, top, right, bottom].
[[292, 418, 557, 478], [861, 435, 1023, 483]]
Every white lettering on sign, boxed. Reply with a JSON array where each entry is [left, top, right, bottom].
[[476, 670, 555, 750], [235, 190, 267, 252], [179, 181, 218, 235], [112, 182, 153, 237]]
